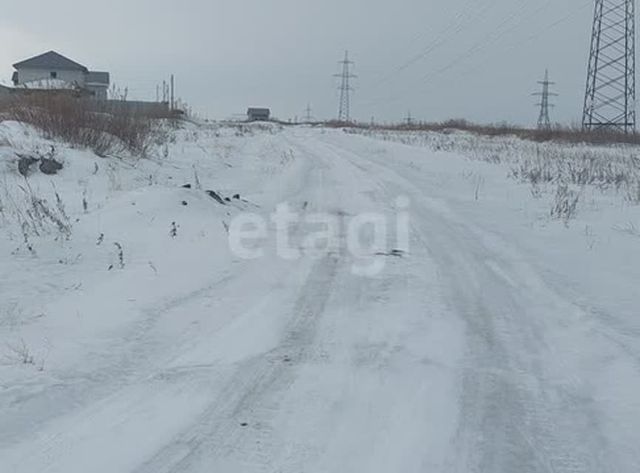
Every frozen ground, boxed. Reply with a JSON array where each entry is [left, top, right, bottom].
[[0, 121, 639, 472]]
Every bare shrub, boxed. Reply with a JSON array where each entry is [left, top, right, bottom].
[[109, 242, 125, 270], [551, 184, 580, 224], [2, 181, 72, 244], [5, 339, 35, 365], [627, 181, 640, 204], [4, 94, 161, 156], [613, 222, 640, 238]]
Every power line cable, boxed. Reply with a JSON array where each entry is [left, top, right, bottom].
[[370, 1, 496, 88], [422, 0, 552, 83], [360, 0, 543, 108]]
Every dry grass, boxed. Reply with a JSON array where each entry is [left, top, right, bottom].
[[333, 119, 640, 146], [1, 94, 164, 156], [349, 125, 640, 222], [0, 179, 73, 250]]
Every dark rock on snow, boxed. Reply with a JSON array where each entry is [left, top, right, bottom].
[[39, 158, 64, 175], [17, 154, 39, 177], [205, 190, 226, 205]]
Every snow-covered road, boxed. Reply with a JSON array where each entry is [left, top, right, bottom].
[[1, 124, 639, 472]]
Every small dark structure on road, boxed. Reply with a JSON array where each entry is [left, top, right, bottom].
[[247, 108, 270, 122]]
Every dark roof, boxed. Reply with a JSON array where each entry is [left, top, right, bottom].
[[13, 51, 88, 72], [86, 71, 110, 85], [247, 108, 270, 114]]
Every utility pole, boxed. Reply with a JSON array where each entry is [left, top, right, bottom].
[[533, 69, 557, 130], [334, 51, 356, 122], [583, 0, 636, 133], [170, 74, 175, 111]]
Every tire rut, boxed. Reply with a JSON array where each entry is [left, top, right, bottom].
[[311, 136, 610, 473], [133, 251, 342, 473]]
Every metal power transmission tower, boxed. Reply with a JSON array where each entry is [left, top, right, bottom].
[[304, 103, 314, 122], [405, 110, 414, 126], [533, 69, 557, 130], [335, 51, 356, 122], [583, 0, 636, 133]]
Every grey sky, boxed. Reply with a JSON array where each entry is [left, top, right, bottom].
[[0, 0, 596, 125]]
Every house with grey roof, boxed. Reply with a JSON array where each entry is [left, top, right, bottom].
[[247, 108, 271, 122], [12, 51, 110, 100]]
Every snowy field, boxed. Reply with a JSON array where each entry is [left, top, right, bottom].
[[1, 120, 639, 472]]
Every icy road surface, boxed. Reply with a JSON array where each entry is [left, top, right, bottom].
[[1, 124, 639, 472]]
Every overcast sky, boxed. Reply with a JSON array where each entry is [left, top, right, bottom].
[[0, 0, 596, 125]]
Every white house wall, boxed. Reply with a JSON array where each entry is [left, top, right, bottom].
[[16, 69, 86, 86]]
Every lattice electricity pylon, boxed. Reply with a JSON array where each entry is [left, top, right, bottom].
[[303, 103, 314, 122], [334, 51, 356, 122], [583, 0, 636, 133], [533, 69, 557, 131]]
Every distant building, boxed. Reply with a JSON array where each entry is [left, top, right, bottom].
[[12, 51, 110, 100], [247, 108, 270, 122]]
